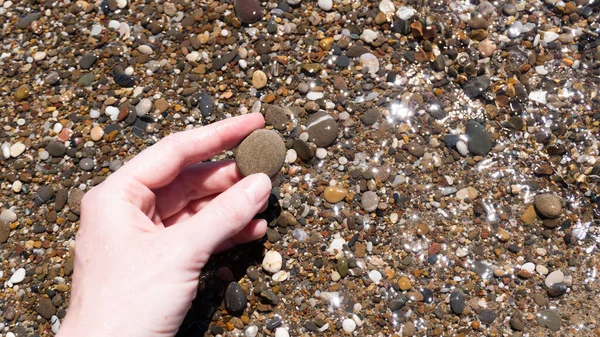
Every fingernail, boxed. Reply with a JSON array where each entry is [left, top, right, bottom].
[[247, 174, 271, 205]]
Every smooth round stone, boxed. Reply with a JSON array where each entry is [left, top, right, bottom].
[[407, 141, 425, 157], [235, 0, 263, 24], [450, 289, 465, 315], [315, 148, 327, 159], [465, 120, 492, 156], [39, 150, 50, 160], [361, 191, 379, 212], [109, 160, 123, 172], [235, 129, 285, 178], [45, 71, 60, 85], [545, 270, 565, 287], [285, 149, 297, 163], [398, 277, 411, 291], [478, 39, 496, 57], [79, 53, 97, 69], [136, 98, 152, 116], [262, 250, 283, 273], [318, 0, 333, 10], [79, 158, 95, 171], [10, 142, 26, 157], [0, 209, 17, 223], [534, 194, 561, 219], [274, 328, 289, 337], [225, 282, 247, 315], [324, 186, 347, 203], [33, 51, 46, 61], [537, 309, 561, 331], [46, 141, 66, 157], [362, 108, 381, 125], [137, 45, 153, 55], [342, 319, 356, 333], [35, 186, 53, 205], [330, 256, 346, 278], [252, 70, 267, 89], [14, 84, 31, 101], [90, 126, 104, 141], [456, 140, 469, 156], [306, 111, 338, 147], [479, 309, 496, 324]]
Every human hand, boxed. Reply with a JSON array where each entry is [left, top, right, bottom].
[[56, 113, 272, 337]]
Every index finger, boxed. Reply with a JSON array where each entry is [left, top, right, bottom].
[[111, 113, 265, 189]]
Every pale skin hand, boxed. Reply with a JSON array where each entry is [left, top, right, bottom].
[[56, 113, 271, 337]]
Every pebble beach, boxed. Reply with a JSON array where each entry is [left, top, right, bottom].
[[2, 0, 600, 336]]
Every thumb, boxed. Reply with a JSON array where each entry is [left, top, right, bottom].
[[166, 173, 272, 257]]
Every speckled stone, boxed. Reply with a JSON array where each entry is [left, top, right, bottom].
[[534, 193, 562, 219], [235, 129, 285, 178]]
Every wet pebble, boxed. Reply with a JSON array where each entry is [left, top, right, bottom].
[[465, 120, 492, 156], [306, 112, 338, 147], [534, 194, 562, 219], [537, 309, 561, 331], [225, 282, 247, 315], [361, 191, 379, 212]]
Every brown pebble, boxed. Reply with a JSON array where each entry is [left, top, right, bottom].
[[235, 129, 285, 178]]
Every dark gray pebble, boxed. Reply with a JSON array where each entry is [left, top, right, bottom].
[[466, 120, 492, 156], [224, 282, 247, 316]]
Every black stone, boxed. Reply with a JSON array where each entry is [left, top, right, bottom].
[[198, 92, 213, 117], [114, 74, 136, 87], [224, 282, 247, 315]]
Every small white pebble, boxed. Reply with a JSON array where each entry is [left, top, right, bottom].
[[10, 142, 26, 158], [342, 318, 356, 332], [315, 148, 327, 159], [262, 250, 283, 273], [368, 270, 382, 284], [456, 140, 469, 156], [9, 268, 26, 285], [286, 149, 297, 163], [245, 326, 258, 337], [274, 328, 289, 337], [521, 262, 535, 273]]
